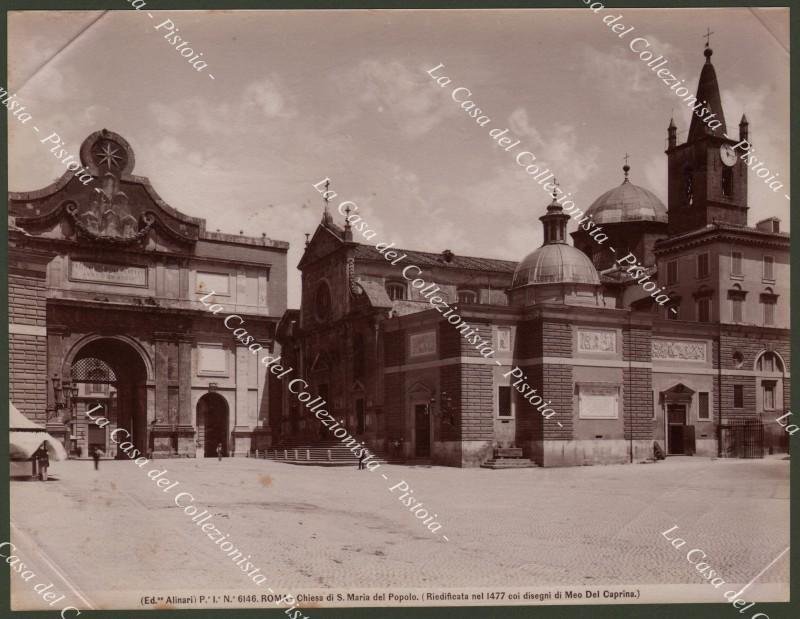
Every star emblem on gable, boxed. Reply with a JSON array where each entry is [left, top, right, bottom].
[[94, 141, 124, 169]]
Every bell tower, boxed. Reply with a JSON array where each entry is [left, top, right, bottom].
[[665, 41, 749, 235]]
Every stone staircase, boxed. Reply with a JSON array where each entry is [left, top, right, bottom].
[[255, 440, 387, 467], [481, 447, 538, 469]]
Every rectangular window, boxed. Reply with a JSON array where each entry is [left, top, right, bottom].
[[762, 382, 776, 411], [731, 297, 743, 323], [733, 384, 744, 409], [698, 392, 710, 420], [697, 253, 710, 279], [667, 260, 678, 285], [763, 300, 775, 326], [731, 251, 743, 277], [697, 298, 711, 323], [763, 256, 774, 281], [498, 386, 512, 417]]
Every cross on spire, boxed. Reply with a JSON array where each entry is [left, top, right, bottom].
[[551, 177, 559, 200], [703, 27, 714, 48], [323, 179, 331, 213], [623, 152, 630, 167]]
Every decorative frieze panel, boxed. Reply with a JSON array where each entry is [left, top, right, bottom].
[[577, 328, 617, 354], [652, 339, 707, 362], [409, 331, 437, 358]]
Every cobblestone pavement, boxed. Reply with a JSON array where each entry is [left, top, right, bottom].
[[10, 455, 789, 600]]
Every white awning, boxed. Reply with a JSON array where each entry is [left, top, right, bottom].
[[9, 402, 68, 461]]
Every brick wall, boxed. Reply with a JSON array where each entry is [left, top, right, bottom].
[[720, 375, 757, 420], [384, 331, 405, 366], [9, 273, 46, 327], [10, 334, 48, 423], [623, 327, 651, 362], [384, 372, 405, 437], [515, 320, 542, 359], [623, 325, 653, 440], [541, 364, 573, 440], [623, 367, 653, 440], [9, 270, 48, 422], [439, 364, 460, 442], [515, 365, 542, 443], [459, 363, 493, 441], [719, 330, 790, 373], [438, 321, 460, 359], [542, 321, 571, 357], [459, 321, 492, 357]]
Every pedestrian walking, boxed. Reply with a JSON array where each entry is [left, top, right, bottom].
[[358, 451, 366, 470], [216, 443, 223, 461], [93, 447, 102, 470], [35, 443, 49, 481]]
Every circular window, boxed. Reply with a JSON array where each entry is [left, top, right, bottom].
[[314, 283, 332, 322], [733, 351, 744, 368]]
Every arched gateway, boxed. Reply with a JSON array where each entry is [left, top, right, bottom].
[[197, 393, 230, 457], [68, 337, 150, 458]]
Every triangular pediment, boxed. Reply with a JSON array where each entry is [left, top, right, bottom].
[[297, 222, 346, 269], [9, 129, 203, 251]]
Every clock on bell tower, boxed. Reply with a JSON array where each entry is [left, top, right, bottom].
[[665, 44, 749, 236]]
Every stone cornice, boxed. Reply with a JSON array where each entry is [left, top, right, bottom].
[[655, 224, 790, 254]]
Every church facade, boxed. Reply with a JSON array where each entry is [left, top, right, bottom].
[[275, 45, 790, 467], [9, 129, 288, 458]]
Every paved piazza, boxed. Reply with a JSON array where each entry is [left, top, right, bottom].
[[10, 456, 789, 600]]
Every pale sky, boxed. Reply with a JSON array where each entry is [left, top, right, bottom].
[[8, 8, 790, 307]]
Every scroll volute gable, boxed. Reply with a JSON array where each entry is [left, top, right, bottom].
[[10, 129, 202, 250]]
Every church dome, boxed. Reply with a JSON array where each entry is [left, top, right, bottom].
[[512, 243, 600, 287], [586, 165, 667, 225]]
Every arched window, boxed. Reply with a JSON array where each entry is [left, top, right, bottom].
[[684, 166, 694, 205], [457, 289, 478, 304], [385, 282, 406, 301], [721, 167, 733, 197], [756, 351, 784, 373]]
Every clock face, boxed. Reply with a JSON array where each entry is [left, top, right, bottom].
[[720, 144, 737, 167]]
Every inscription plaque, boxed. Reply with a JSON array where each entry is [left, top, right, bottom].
[[69, 260, 148, 287]]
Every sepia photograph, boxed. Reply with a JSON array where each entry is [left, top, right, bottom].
[[3, 3, 793, 617]]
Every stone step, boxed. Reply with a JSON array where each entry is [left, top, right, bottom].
[[481, 458, 538, 469]]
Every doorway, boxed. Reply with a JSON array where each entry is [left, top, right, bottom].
[[197, 393, 229, 457], [414, 403, 430, 457], [667, 404, 687, 454]]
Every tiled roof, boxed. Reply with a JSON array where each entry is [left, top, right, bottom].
[[353, 244, 517, 273]]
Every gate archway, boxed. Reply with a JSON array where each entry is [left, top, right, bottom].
[[69, 337, 149, 458], [197, 393, 230, 457]]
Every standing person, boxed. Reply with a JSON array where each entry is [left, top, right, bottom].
[[93, 447, 102, 470], [35, 443, 50, 481], [216, 442, 223, 461], [358, 450, 366, 470]]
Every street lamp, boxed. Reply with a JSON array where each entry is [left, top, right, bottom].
[[50, 375, 78, 421]]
